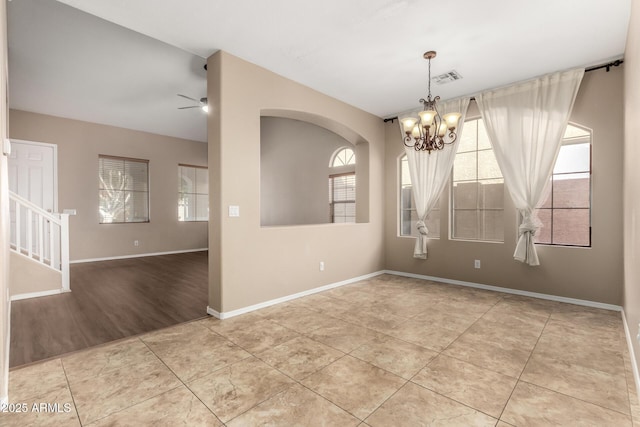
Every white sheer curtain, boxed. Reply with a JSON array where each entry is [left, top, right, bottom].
[[476, 68, 584, 266], [400, 97, 470, 259]]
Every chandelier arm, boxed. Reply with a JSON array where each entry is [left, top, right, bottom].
[[403, 135, 415, 148], [447, 131, 458, 145]]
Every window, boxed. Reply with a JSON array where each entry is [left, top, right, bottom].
[[329, 173, 355, 223], [178, 165, 209, 222], [399, 155, 440, 238], [329, 147, 356, 223], [534, 124, 591, 246], [331, 147, 355, 167], [99, 155, 149, 224], [451, 118, 504, 242]]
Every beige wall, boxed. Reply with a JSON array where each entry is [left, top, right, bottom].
[[624, 0, 640, 379], [208, 51, 385, 313], [9, 252, 61, 296], [385, 67, 624, 305], [9, 110, 208, 261], [260, 117, 355, 226]]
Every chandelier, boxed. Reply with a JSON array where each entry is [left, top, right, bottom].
[[401, 51, 462, 153]]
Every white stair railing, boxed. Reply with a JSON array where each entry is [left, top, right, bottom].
[[8, 192, 70, 292]]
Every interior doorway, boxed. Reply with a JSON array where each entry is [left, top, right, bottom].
[[8, 139, 58, 212]]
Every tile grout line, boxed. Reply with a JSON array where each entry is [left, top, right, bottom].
[[59, 358, 84, 427], [66, 336, 187, 426], [194, 320, 322, 424], [496, 311, 553, 422], [516, 378, 633, 419], [137, 336, 226, 426], [272, 283, 511, 421], [406, 378, 502, 422], [248, 305, 434, 424], [502, 308, 634, 421], [392, 311, 509, 423], [240, 352, 369, 423]]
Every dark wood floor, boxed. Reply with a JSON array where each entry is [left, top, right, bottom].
[[10, 251, 209, 367]]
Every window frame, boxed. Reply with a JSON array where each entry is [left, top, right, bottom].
[[178, 163, 209, 223], [329, 171, 356, 223], [98, 154, 150, 224], [450, 117, 505, 243], [534, 123, 592, 248], [398, 153, 440, 239], [330, 147, 356, 167]]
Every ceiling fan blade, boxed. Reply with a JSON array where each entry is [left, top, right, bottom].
[[178, 105, 200, 109], [177, 94, 199, 102]]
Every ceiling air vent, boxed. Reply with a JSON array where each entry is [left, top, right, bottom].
[[431, 70, 463, 85]]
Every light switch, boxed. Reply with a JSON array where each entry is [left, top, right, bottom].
[[3, 138, 11, 156], [228, 205, 240, 217]]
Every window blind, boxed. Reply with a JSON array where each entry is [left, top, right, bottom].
[[99, 155, 149, 223]]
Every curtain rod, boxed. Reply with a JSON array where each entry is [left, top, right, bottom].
[[383, 59, 624, 123]]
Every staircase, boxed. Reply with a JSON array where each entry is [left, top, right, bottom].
[[9, 191, 70, 293]]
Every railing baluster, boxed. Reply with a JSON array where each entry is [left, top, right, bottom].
[[38, 214, 44, 264], [61, 214, 70, 292], [27, 209, 33, 258], [47, 221, 58, 268], [15, 202, 21, 252]]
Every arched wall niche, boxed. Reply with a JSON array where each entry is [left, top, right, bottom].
[[260, 109, 370, 226]]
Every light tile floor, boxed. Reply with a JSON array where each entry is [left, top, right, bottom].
[[2, 274, 640, 426]]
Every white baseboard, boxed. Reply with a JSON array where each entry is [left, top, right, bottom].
[[206, 306, 222, 319], [622, 309, 640, 405], [207, 269, 623, 319], [384, 270, 622, 312], [70, 248, 208, 264], [10, 288, 68, 301], [206, 270, 386, 320]]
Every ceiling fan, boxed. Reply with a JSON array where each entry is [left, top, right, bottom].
[[177, 94, 208, 112]]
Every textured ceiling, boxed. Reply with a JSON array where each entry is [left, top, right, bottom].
[[8, 0, 631, 142]]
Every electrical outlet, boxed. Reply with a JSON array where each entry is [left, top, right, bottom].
[[319, 261, 325, 271], [474, 259, 481, 269], [134, 240, 139, 247], [228, 205, 240, 217]]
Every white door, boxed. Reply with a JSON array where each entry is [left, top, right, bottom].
[[8, 139, 57, 212], [8, 140, 58, 257]]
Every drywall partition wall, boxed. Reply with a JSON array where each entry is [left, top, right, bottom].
[[207, 51, 384, 313], [623, 0, 640, 382], [9, 252, 61, 296], [8, 110, 208, 261], [385, 67, 624, 305], [260, 116, 356, 226]]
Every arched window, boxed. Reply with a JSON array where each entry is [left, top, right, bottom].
[[329, 147, 356, 223], [534, 123, 592, 247], [330, 147, 355, 167]]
